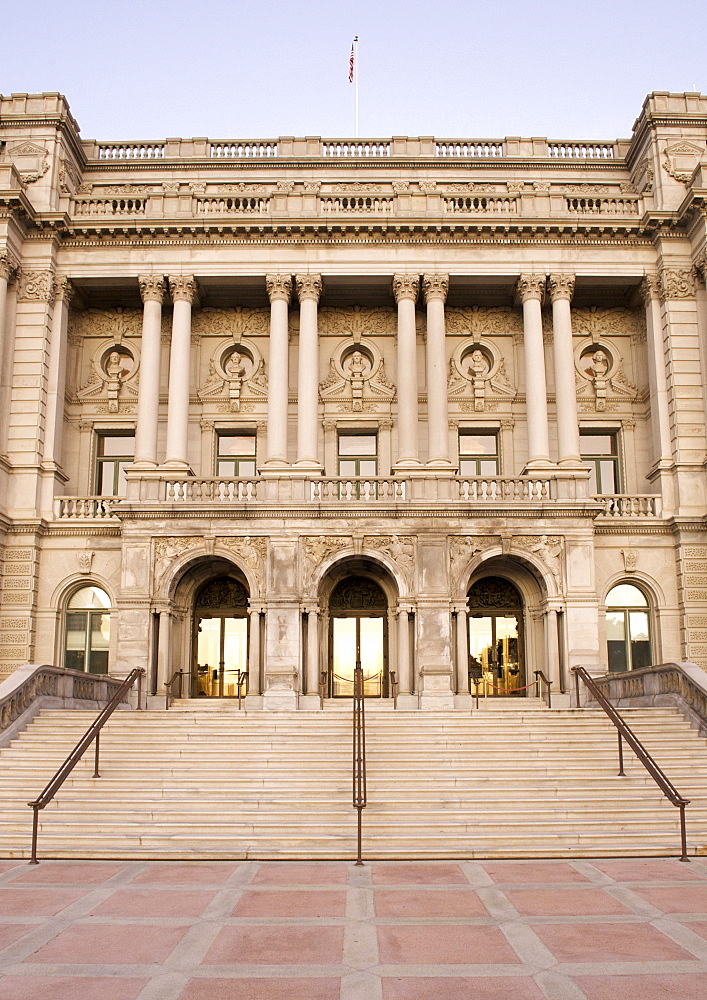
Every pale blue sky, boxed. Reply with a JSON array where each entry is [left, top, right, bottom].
[[2, 0, 705, 141]]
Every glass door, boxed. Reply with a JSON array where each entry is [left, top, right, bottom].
[[331, 615, 385, 697], [468, 613, 523, 696], [195, 615, 248, 697]]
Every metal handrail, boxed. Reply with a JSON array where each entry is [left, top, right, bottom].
[[319, 670, 327, 709], [27, 668, 145, 864], [165, 669, 186, 709], [572, 666, 690, 861], [534, 670, 553, 709], [390, 670, 398, 709], [234, 669, 248, 710], [352, 664, 367, 865]]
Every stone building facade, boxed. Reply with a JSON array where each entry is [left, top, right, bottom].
[[0, 90, 706, 708]]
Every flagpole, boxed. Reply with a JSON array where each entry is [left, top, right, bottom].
[[354, 36, 359, 138]]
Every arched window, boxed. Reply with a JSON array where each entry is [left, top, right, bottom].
[[605, 583, 652, 672], [64, 586, 111, 674]]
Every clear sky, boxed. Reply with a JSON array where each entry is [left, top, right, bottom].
[[2, 0, 705, 142]]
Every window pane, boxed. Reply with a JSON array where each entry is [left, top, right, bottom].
[[339, 460, 357, 476], [598, 460, 616, 493], [218, 435, 256, 456], [68, 587, 111, 610], [338, 434, 377, 456], [97, 462, 116, 496], [218, 460, 237, 477], [459, 459, 478, 476], [239, 460, 256, 477], [117, 460, 130, 496], [584, 463, 598, 494], [606, 611, 627, 672], [359, 460, 377, 477], [580, 435, 615, 456], [607, 584, 647, 607], [479, 459, 499, 475], [99, 435, 135, 457], [459, 434, 497, 456]]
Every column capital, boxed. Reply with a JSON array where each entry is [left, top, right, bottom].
[[295, 273, 322, 302], [0, 251, 20, 283], [640, 274, 662, 306], [168, 274, 199, 304], [422, 273, 449, 303], [693, 252, 707, 288], [266, 273, 293, 303], [659, 266, 696, 301], [393, 274, 420, 303], [139, 274, 167, 304], [547, 273, 575, 302], [517, 273, 546, 304], [54, 276, 76, 306]]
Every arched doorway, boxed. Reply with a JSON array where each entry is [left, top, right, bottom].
[[193, 576, 249, 697], [328, 576, 389, 697], [467, 576, 525, 696]]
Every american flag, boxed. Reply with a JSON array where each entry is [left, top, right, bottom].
[[349, 41, 355, 83]]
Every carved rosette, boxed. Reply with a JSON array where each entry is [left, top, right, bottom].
[[18, 270, 55, 305], [154, 537, 203, 583], [640, 275, 661, 306], [516, 274, 546, 304], [422, 273, 449, 303], [139, 275, 167, 304], [547, 274, 575, 303], [302, 536, 351, 586], [168, 275, 199, 304], [295, 274, 322, 302], [266, 274, 293, 303], [392, 274, 420, 303], [660, 268, 696, 301], [362, 535, 415, 586]]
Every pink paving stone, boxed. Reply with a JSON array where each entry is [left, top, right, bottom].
[[629, 885, 707, 913], [590, 859, 707, 882], [231, 889, 347, 918], [0, 976, 147, 1000], [530, 922, 695, 963], [481, 861, 591, 884], [382, 977, 546, 1000], [204, 925, 345, 965], [374, 889, 488, 917], [32, 923, 189, 964], [572, 973, 707, 1000], [372, 863, 467, 885], [0, 924, 34, 949], [90, 888, 217, 917], [681, 920, 707, 941], [132, 862, 243, 885], [251, 863, 348, 885], [0, 887, 85, 916], [12, 862, 128, 885], [0, 862, 24, 874], [177, 978, 341, 1000], [505, 887, 632, 916], [378, 925, 520, 965]]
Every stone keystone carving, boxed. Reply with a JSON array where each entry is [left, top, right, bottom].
[[516, 274, 546, 304]]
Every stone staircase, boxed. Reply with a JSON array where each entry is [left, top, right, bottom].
[[0, 700, 705, 860]]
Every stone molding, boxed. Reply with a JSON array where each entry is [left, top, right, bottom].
[[392, 274, 420, 303], [516, 273, 546, 304], [547, 273, 575, 302], [17, 269, 55, 304], [0, 252, 20, 283], [265, 274, 293, 304], [422, 274, 449, 303], [139, 275, 167, 304], [54, 277, 75, 306], [640, 274, 661, 305]]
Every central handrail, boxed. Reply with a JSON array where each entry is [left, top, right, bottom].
[[572, 666, 690, 861], [165, 669, 186, 709], [27, 668, 144, 864], [352, 663, 367, 865]]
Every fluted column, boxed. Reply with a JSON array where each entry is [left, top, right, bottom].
[[393, 274, 421, 467], [295, 274, 322, 468], [42, 277, 74, 471], [134, 276, 167, 467], [641, 275, 672, 467], [165, 276, 198, 469], [548, 274, 582, 467], [517, 274, 552, 469], [455, 606, 469, 695], [422, 274, 452, 466], [397, 607, 411, 695], [248, 608, 261, 696], [306, 609, 320, 696], [265, 274, 292, 466]]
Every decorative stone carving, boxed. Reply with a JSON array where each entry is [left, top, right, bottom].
[[7, 141, 49, 183], [77, 551, 94, 575], [0, 253, 19, 282], [449, 536, 500, 586], [216, 536, 267, 585], [575, 340, 637, 410], [265, 274, 292, 303], [515, 535, 563, 586], [318, 306, 394, 342], [363, 535, 415, 585], [660, 267, 696, 300], [516, 274, 545, 304], [572, 306, 644, 343], [640, 275, 661, 305], [295, 274, 322, 302], [422, 273, 449, 302], [78, 339, 139, 407], [532, 182, 550, 194], [547, 274, 575, 302], [18, 270, 55, 304], [392, 274, 419, 303], [303, 536, 351, 586], [319, 338, 395, 410], [198, 339, 267, 409], [154, 537, 203, 583], [693, 253, 707, 288], [139, 275, 167, 303], [621, 548, 637, 573], [191, 306, 269, 340], [447, 338, 515, 411], [663, 140, 705, 183], [168, 275, 199, 304], [446, 306, 523, 341]]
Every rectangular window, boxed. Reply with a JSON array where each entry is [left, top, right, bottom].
[[95, 432, 135, 497], [337, 432, 378, 478], [217, 432, 257, 477], [459, 431, 499, 476], [580, 432, 620, 494]]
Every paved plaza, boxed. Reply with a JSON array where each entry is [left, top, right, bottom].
[[0, 858, 706, 999]]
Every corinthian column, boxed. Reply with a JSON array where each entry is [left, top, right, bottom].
[[422, 274, 452, 466], [165, 276, 198, 469], [641, 275, 672, 468], [295, 274, 322, 468], [548, 274, 582, 467], [517, 274, 552, 470], [265, 274, 292, 467], [0, 253, 18, 353], [393, 274, 421, 467], [42, 277, 74, 472], [134, 275, 167, 467]]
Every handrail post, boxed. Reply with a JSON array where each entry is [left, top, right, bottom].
[[353, 663, 366, 866], [574, 668, 581, 708], [679, 803, 689, 862], [137, 670, 143, 710], [29, 806, 40, 865], [93, 730, 101, 778], [617, 730, 625, 776]]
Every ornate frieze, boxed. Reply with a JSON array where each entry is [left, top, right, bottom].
[[17, 270, 55, 304]]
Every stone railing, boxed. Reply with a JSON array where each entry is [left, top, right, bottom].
[[566, 196, 639, 214], [195, 196, 270, 214], [585, 662, 707, 736], [310, 478, 406, 501], [458, 477, 553, 501], [72, 196, 147, 216], [0, 664, 130, 746], [209, 140, 278, 158], [96, 142, 165, 160], [320, 195, 394, 213], [322, 140, 391, 157], [435, 140, 503, 157], [55, 496, 117, 519], [165, 478, 260, 502], [596, 495, 661, 517], [444, 195, 517, 213], [548, 141, 616, 159]]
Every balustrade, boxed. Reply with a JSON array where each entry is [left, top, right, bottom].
[[566, 196, 639, 214], [165, 478, 259, 502], [320, 196, 394, 213], [548, 141, 615, 159], [435, 140, 503, 157], [55, 497, 116, 519], [444, 196, 517, 213], [195, 196, 270, 214], [322, 140, 391, 157], [209, 141, 277, 157], [72, 197, 147, 216], [457, 477, 552, 501], [97, 142, 164, 159], [598, 494, 660, 517]]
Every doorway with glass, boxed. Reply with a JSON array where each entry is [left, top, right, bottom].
[[467, 576, 525, 697], [327, 576, 389, 698], [192, 577, 249, 698]]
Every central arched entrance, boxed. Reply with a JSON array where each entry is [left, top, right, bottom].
[[193, 576, 249, 697], [328, 576, 389, 698], [467, 576, 525, 696]]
